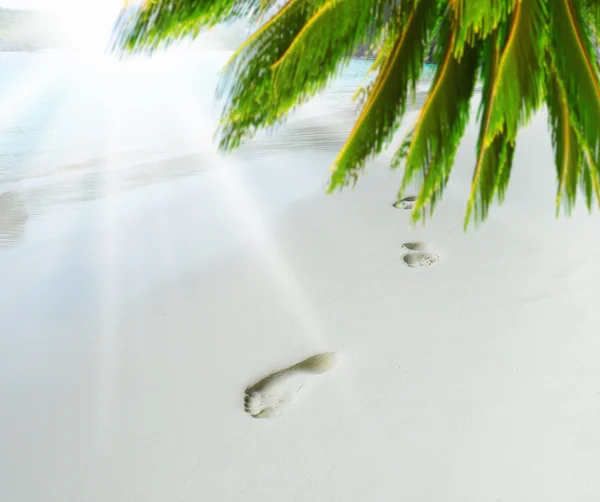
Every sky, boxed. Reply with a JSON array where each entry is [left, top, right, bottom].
[[0, 0, 132, 52], [0, 0, 49, 8], [0, 0, 127, 10], [1, 0, 249, 53]]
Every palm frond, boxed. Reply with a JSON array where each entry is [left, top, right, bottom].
[[582, 0, 600, 39], [269, 0, 396, 114], [559, 82, 600, 212], [581, 148, 600, 211], [464, 0, 547, 226], [392, 9, 481, 222], [483, 0, 547, 146], [451, 0, 517, 57], [546, 58, 584, 214], [108, 0, 600, 228], [353, 4, 437, 110], [582, 159, 600, 211], [111, 0, 275, 54], [569, 120, 600, 212], [215, 0, 327, 150], [550, 0, 600, 170], [463, 31, 506, 225], [328, 0, 440, 190]]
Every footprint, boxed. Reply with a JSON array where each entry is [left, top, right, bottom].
[[393, 196, 417, 210], [244, 352, 340, 419], [401, 241, 426, 251], [403, 251, 439, 268]]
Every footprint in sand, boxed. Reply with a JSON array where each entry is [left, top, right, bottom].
[[393, 195, 417, 210], [403, 251, 439, 268], [244, 352, 340, 419], [401, 241, 427, 251]]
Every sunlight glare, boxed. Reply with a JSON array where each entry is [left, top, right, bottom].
[[49, 0, 125, 54], [0, 59, 63, 130], [167, 72, 333, 352]]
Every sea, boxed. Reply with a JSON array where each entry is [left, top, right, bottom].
[[0, 48, 438, 250], [0, 46, 439, 423]]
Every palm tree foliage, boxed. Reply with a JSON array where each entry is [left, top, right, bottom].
[[111, 0, 600, 227]]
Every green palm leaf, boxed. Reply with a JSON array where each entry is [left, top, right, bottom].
[[569, 122, 600, 212], [215, 0, 328, 150], [328, 0, 440, 190], [451, 0, 517, 57], [269, 0, 393, 112], [556, 81, 600, 212], [111, 0, 277, 54], [546, 59, 583, 214], [462, 33, 511, 225], [464, 0, 547, 226], [483, 0, 547, 146], [352, 5, 419, 109], [584, 160, 600, 210], [393, 9, 481, 222], [582, 0, 600, 39], [549, 0, 600, 169]]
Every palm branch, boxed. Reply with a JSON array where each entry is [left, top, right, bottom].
[[111, 0, 600, 227]]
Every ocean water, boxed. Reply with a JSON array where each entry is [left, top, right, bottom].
[[0, 51, 370, 185], [0, 49, 438, 250]]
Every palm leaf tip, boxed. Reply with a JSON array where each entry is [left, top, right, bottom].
[[452, 0, 519, 57], [270, 0, 392, 120], [463, 0, 548, 229], [547, 0, 600, 215], [482, 0, 548, 148], [546, 62, 582, 215], [394, 8, 481, 223], [551, 0, 600, 171], [111, 0, 273, 55], [328, 0, 441, 191], [214, 0, 337, 152]]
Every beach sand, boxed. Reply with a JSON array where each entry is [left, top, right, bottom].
[[2, 108, 600, 501]]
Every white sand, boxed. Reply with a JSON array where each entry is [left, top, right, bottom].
[[2, 110, 600, 501]]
